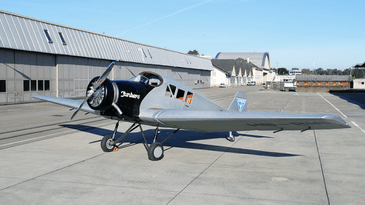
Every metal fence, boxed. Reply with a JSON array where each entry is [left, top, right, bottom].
[[265, 81, 284, 91]]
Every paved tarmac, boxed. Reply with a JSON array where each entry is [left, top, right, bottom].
[[0, 86, 364, 204]]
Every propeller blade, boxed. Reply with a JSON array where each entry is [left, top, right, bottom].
[[70, 99, 86, 120], [70, 62, 115, 120], [92, 62, 115, 90]]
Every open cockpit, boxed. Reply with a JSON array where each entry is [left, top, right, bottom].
[[130, 72, 163, 87]]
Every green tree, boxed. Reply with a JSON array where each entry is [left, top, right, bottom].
[[302, 68, 311, 74], [187, 50, 199, 55], [353, 68, 365, 78], [278, 67, 289, 75], [342, 68, 351, 75], [315, 68, 325, 75]]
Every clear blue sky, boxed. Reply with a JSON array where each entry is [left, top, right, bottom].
[[1, 0, 364, 70]]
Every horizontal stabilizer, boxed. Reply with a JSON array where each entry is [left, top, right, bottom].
[[228, 91, 247, 112]]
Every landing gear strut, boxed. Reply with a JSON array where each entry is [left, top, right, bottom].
[[100, 121, 180, 161], [227, 131, 235, 142]]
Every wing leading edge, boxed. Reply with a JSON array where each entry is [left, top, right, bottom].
[[32, 95, 99, 115], [139, 109, 350, 132]]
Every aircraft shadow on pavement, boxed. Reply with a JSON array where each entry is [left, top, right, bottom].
[[61, 124, 300, 158], [329, 92, 365, 110]]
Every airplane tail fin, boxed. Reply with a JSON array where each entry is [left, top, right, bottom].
[[228, 91, 247, 112]]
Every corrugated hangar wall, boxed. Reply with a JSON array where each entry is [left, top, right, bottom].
[[0, 10, 212, 104], [0, 48, 210, 103]]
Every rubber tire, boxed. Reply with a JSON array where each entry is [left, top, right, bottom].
[[148, 142, 164, 161], [101, 135, 115, 152]]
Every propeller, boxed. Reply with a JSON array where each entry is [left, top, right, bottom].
[[71, 62, 115, 120]]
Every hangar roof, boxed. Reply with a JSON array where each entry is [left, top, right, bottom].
[[211, 58, 259, 77], [215, 52, 270, 69], [0, 10, 213, 71]]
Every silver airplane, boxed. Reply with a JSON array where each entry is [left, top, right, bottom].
[[33, 62, 350, 161]]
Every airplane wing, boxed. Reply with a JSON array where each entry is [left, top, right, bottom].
[[32, 95, 99, 115], [140, 109, 350, 132]]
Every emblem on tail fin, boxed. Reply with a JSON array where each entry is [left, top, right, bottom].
[[237, 98, 246, 112]]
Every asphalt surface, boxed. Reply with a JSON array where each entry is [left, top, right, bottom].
[[0, 86, 364, 204]]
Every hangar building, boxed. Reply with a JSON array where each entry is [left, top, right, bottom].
[[211, 52, 273, 86], [0, 10, 213, 104]]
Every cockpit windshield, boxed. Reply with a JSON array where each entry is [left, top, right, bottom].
[[130, 72, 163, 87]]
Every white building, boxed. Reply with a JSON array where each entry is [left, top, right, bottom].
[[353, 78, 365, 89], [210, 66, 230, 87], [211, 52, 271, 86], [289, 68, 302, 75]]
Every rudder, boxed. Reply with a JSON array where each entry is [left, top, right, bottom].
[[228, 91, 247, 112]]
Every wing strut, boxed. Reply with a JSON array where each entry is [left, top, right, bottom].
[[273, 128, 284, 133], [301, 127, 311, 132]]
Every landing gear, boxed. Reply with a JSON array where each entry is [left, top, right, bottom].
[[148, 142, 164, 161], [227, 131, 235, 142], [100, 120, 180, 161], [101, 135, 115, 152]]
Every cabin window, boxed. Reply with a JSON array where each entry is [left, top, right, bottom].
[[185, 91, 193, 104], [0, 80, 5, 92], [165, 86, 172, 97], [169, 84, 176, 96], [176, 89, 185, 101], [166, 84, 177, 98]]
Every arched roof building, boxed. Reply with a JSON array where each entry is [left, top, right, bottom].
[[215, 52, 270, 69]]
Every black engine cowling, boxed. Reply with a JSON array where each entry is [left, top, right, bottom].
[[86, 77, 117, 110]]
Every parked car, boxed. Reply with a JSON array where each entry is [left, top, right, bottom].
[[219, 83, 227, 88], [247, 81, 256, 86]]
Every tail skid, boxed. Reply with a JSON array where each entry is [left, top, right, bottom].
[[228, 91, 247, 112]]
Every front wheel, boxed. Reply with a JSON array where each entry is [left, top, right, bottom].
[[148, 142, 164, 161], [101, 135, 115, 152]]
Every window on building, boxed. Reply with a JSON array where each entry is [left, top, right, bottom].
[[31, 80, 36, 91], [44, 29, 53, 43], [58, 32, 67, 45], [142, 49, 147, 58], [45, 80, 50, 90], [24, 80, 30, 91], [38, 80, 44, 91], [147, 50, 152, 58], [0, 80, 5, 92], [176, 89, 185, 101]]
